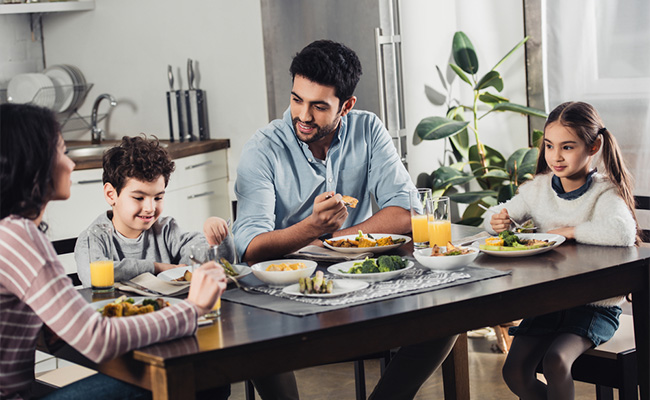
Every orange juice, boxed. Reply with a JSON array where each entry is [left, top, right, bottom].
[[411, 214, 429, 244], [428, 219, 452, 247], [90, 260, 114, 291]]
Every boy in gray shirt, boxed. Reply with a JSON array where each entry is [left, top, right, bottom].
[[75, 135, 230, 287]]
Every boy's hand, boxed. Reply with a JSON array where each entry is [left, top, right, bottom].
[[490, 209, 511, 233], [204, 216, 229, 246], [154, 262, 187, 274], [186, 261, 227, 315]]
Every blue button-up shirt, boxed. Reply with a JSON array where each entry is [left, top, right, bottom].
[[233, 108, 415, 260]]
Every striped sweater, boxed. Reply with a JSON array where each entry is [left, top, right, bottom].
[[0, 216, 199, 399]]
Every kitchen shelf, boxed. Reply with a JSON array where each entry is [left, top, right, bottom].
[[0, 0, 94, 14]]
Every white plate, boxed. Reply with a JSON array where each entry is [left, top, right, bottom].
[[323, 234, 411, 254], [282, 279, 369, 298], [92, 296, 183, 313], [478, 233, 566, 257], [44, 65, 75, 113], [7, 73, 56, 109], [157, 264, 252, 282], [327, 259, 415, 283]]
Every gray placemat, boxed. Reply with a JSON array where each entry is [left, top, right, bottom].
[[222, 263, 510, 316]]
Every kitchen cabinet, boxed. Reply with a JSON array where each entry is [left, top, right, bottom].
[[43, 148, 230, 274], [0, 0, 94, 14]]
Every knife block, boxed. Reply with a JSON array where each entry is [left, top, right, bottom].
[[184, 89, 210, 141]]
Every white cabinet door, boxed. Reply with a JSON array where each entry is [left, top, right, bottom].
[[43, 168, 106, 241], [164, 179, 230, 233]]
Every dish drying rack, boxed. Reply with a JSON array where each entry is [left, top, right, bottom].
[[0, 83, 106, 132]]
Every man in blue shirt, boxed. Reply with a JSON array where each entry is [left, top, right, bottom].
[[233, 40, 458, 400], [233, 40, 414, 263]]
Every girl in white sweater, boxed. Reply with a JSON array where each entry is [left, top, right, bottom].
[[484, 101, 640, 400]]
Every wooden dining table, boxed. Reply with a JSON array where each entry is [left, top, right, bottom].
[[52, 225, 650, 400]]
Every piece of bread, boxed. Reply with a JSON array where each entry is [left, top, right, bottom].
[[341, 195, 358, 208]]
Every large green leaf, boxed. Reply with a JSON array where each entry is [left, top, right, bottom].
[[490, 36, 530, 71], [497, 184, 517, 203], [481, 169, 510, 180], [518, 147, 539, 181], [415, 117, 469, 141], [452, 31, 479, 74], [431, 166, 474, 191], [446, 107, 469, 159], [461, 201, 488, 221], [449, 63, 472, 86], [469, 144, 506, 190], [532, 129, 544, 148], [479, 91, 510, 106], [505, 148, 530, 176], [481, 102, 548, 119], [456, 216, 484, 227], [449, 190, 498, 204], [475, 71, 504, 92]]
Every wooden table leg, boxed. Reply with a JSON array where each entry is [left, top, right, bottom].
[[150, 363, 195, 400], [442, 332, 470, 400], [633, 263, 650, 400]]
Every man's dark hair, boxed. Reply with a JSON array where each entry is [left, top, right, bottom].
[[103, 135, 175, 194], [289, 40, 362, 106]]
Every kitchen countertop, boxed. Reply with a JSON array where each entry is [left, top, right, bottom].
[[66, 139, 230, 170]]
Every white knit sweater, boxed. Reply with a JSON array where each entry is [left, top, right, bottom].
[[483, 172, 637, 307]]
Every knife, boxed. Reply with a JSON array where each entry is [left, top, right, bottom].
[[185, 59, 210, 141], [166, 65, 178, 143]]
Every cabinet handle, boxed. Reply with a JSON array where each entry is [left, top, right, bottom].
[[77, 179, 103, 185], [187, 191, 214, 200], [185, 160, 213, 170]]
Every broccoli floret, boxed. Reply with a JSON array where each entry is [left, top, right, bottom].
[[360, 258, 379, 273], [377, 255, 407, 272], [499, 230, 520, 247], [142, 299, 160, 311]]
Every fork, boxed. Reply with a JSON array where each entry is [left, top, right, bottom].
[[477, 204, 536, 230]]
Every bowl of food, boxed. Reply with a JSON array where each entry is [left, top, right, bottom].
[[250, 259, 317, 287], [413, 242, 479, 270]]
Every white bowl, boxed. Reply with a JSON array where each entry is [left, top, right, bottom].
[[413, 246, 479, 270], [250, 259, 317, 287]]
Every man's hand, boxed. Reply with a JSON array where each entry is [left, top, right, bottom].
[[309, 191, 348, 234], [204, 216, 229, 245], [154, 262, 187, 274]]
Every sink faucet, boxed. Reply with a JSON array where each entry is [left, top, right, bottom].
[[91, 94, 117, 144]]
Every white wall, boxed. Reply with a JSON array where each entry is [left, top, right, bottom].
[[402, 0, 529, 185], [0, 14, 44, 92], [41, 0, 269, 200]]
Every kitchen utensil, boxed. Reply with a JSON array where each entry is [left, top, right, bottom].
[[477, 204, 537, 231], [185, 59, 210, 141], [166, 65, 179, 142]]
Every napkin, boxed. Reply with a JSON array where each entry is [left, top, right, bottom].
[[452, 231, 491, 246], [116, 272, 189, 297], [287, 245, 373, 262]]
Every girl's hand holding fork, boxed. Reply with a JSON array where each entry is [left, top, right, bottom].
[[490, 209, 513, 233]]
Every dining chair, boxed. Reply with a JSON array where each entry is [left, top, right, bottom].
[[52, 237, 81, 285], [536, 313, 638, 400]]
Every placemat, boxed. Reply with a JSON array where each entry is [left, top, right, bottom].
[[221, 264, 510, 316]]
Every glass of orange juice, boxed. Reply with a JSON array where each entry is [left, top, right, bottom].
[[88, 224, 114, 293], [409, 188, 432, 248], [426, 196, 451, 247]]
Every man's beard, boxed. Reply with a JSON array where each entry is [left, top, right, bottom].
[[292, 117, 340, 144]]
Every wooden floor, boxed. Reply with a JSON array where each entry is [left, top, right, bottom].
[[229, 334, 605, 399]]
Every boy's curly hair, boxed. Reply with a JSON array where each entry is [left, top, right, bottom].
[[103, 135, 175, 194]]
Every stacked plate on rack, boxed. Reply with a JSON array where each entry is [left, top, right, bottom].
[[7, 64, 87, 114]]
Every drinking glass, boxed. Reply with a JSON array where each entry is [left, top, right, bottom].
[[88, 224, 114, 293], [409, 188, 432, 248], [426, 196, 452, 247]]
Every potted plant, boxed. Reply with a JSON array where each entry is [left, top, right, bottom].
[[415, 31, 547, 225]]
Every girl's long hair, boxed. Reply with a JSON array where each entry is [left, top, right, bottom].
[[536, 101, 640, 244], [0, 103, 60, 230]]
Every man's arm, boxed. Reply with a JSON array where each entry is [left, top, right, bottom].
[[243, 192, 348, 263]]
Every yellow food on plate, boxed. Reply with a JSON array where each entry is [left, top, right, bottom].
[[341, 195, 358, 208], [98, 296, 170, 318], [485, 237, 504, 246], [266, 262, 307, 272]]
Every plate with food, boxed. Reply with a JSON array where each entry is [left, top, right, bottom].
[[327, 255, 414, 283], [323, 231, 411, 254], [93, 295, 182, 317], [413, 242, 480, 270], [157, 263, 252, 283], [282, 274, 369, 298], [478, 230, 566, 257], [250, 259, 318, 286]]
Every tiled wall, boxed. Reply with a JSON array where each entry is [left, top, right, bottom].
[[0, 14, 44, 100]]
